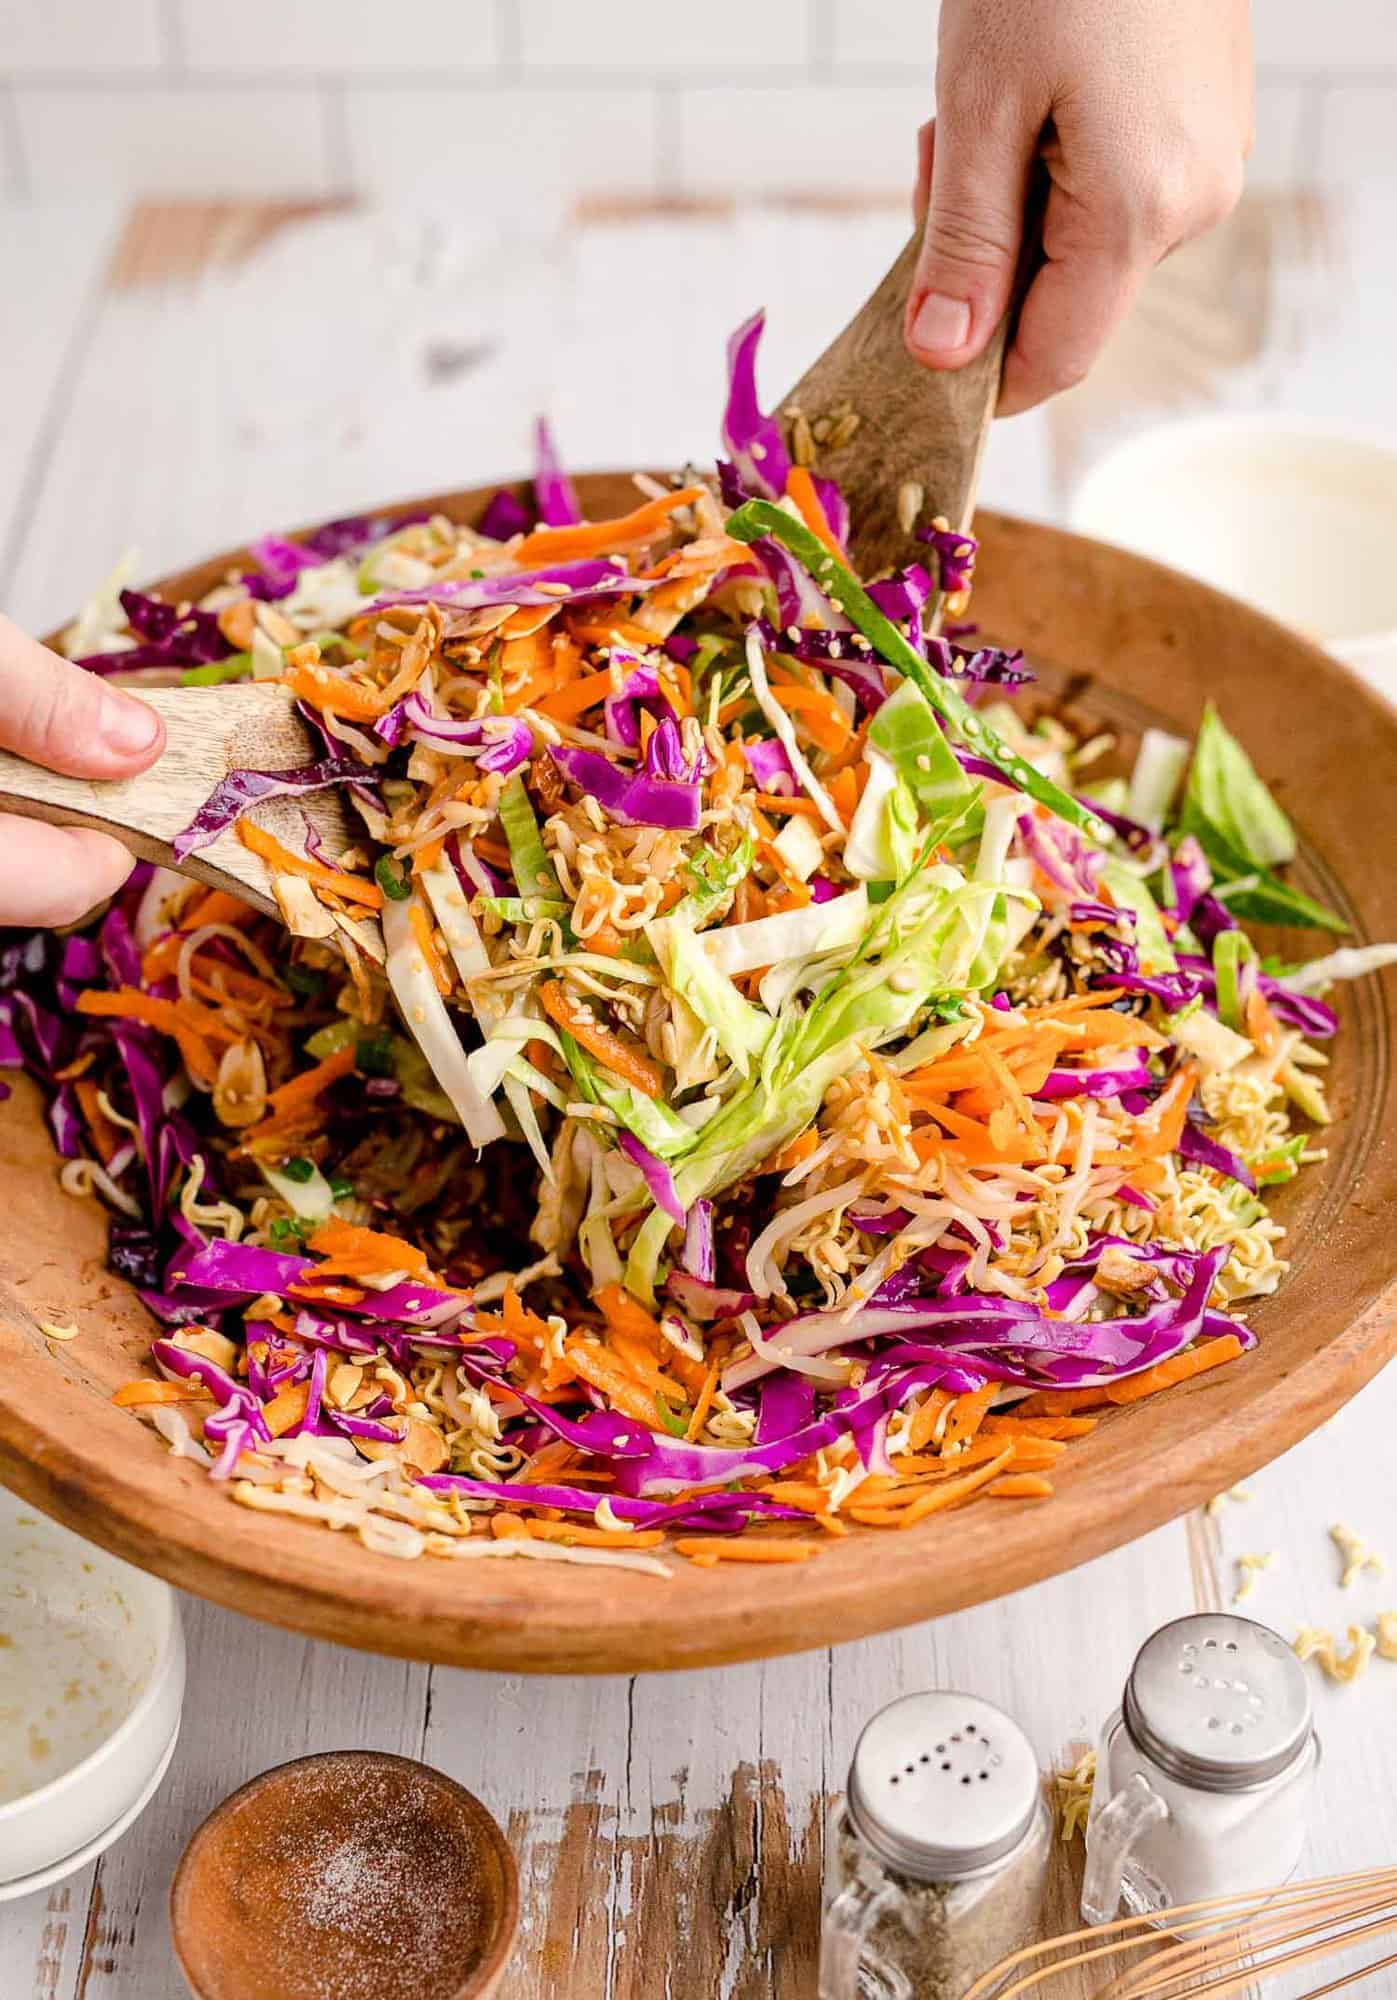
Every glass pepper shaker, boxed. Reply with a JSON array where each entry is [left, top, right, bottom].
[[819, 1692, 1052, 2000], [1083, 1613, 1320, 1927]]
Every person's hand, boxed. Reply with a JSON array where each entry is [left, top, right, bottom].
[[0, 612, 165, 928], [905, 0, 1252, 414]]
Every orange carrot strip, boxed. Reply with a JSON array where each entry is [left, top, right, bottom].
[[1127, 1062, 1198, 1160], [262, 1382, 311, 1438], [113, 1379, 212, 1408], [982, 1415, 1099, 1440], [307, 1218, 431, 1279], [534, 666, 618, 723], [684, 1357, 721, 1443], [182, 887, 256, 932], [987, 1475, 1055, 1500], [516, 486, 705, 565], [784, 466, 843, 559], [849, 1446, 1014, 1527], [768, 682, 851, 754], [672, 1538, 816, 1565], [1014, 1386, 1113, 1418], [770, 1128, 820, 1175], [74, 1078, 123, 1165], [237, 820, 383, 909], [1105, 1335, 1244, 1406], [523, 1521, 666, 1549], [750, 793, 822, 817], [563, 1342, 670, 1432], [827, 766, 859, 825], [940, 1383, 999, 1451], [594, 1283, 663, 1345], [409, 902, 452, 997], [539, 982, 662, 1099], [908, 1389, 953, 1453], [287, 662, 390, 721], [255, 1045, 357, 1123]]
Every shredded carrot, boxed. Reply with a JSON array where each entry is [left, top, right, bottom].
[[1129, 1061, 1198, 1159], [240, 1045, 356, 1144], [1106, 1334, 1244, 1405], [684, 1357, 721, 1443], [306, 1218, 431, 1280], [409, 902, 452, 996], [750, 792, 822, 817], [523, 1520, 666, 1550], [908, 1389, 953, 1453], [562, 1342, 671, 1432], [180, 888, 254, 933], [113, 1379, 212, 1408], [768, 682, 851, 754], [75, 987, 222, 1085], [826, 765, 859, 825], [491, 1513, 529, 1540], [285, 1277, 367, 1307], [238, 820, 383, 910], [673, 1538, 816, 1565], [262, 1381, 310, 1438], [987, 1475, 1055, 1500], [982, 1415, 1099, 1440], [784, 465, 843, 559], [940, 1383, 999, 1451], [533, 665, 618, 723], [539, 981, 662, 1099], [74, 1077, 123, 1164], [769, 1127, 819, 1175], [412, 839, 445, 875], [594, 1283, 662, 1345], [516, 486, 705, 566], [848, 1446, 1014, 1527]]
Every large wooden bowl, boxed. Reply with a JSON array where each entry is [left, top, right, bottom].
[[2, 479, 1395, 1673]]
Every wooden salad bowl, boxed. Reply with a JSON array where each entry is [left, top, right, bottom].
[[1, 475, 1395, 1674]]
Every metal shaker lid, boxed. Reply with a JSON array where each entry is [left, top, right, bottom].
[[846, 1692, 1041, 1883], [1124, 1614, 1313, 1794]]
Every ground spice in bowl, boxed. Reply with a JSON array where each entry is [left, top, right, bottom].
[[171, 1751, 518, 2000]]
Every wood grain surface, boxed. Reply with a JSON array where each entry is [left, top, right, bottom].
[[0, 683, 358, 917], [2, 193, 1396, 2000], [780, 232, 1009, 576]]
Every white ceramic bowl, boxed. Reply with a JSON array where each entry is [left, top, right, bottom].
[[0, 1484, 184, 1894], [1069, 417, 1397, 705]]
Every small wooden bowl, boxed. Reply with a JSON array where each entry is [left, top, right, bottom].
[[170, 1751, 519, 2000]]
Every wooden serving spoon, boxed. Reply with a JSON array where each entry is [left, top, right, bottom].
[[779, 230, 1010, 581], [0, 233, 1013, 918]]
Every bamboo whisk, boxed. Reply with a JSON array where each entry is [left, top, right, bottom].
[[962, 1866, 1397, 1999]]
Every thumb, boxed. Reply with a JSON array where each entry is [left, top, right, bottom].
[[904, 103, 1036, 370], [0, 611, 164, 779]]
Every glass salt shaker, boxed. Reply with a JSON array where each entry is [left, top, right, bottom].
[[1083, 1613, 1320, 1927], [820, 1692, 1052, 2000]]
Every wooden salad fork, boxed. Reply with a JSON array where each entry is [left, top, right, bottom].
[[0, 234, 1015, 921]]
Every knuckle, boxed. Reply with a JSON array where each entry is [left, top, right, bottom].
[[925, 199, 1017, 276], [19, 665, 85, 769]]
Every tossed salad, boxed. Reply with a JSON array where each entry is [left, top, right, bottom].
[[5, 313, 1393, 1577]]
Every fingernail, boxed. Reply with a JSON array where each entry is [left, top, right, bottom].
[[99, 690, 160, 758], [911, 291, 972, 354]]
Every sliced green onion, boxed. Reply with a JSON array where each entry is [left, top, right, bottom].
[[375, 855, 413, 902], [281, 1157, 315, 1184], [724, 498, 1104, 838], [182, 652, 252, 687]]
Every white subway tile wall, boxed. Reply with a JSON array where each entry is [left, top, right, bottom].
[[1, 0, 1395, 198]]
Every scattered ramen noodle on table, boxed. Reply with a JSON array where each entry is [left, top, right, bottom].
[[5, 312, 1395, 1574]]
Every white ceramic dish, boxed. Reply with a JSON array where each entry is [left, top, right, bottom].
[[0, 1484, 184, 1892], [1069, 417, 1397, 704]]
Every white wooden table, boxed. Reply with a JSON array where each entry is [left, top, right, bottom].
[[1, 194, 1394, 2000]]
